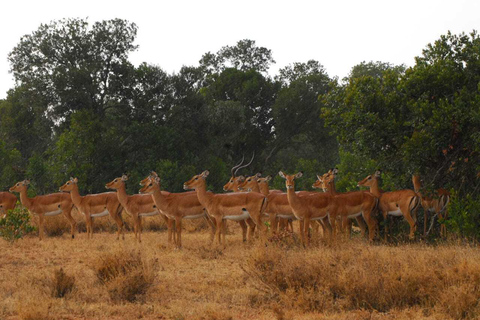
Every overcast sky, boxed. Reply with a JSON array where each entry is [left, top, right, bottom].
[[1, 0, 479, 99]]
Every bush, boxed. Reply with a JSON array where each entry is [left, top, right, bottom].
[[50, 268, 75, 298], [445, 191, 480, 240], [94, 249, 156, 303], [0, 205, 36, 242]]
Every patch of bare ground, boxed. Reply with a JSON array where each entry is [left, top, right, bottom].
[[1, 223, 479, 319]]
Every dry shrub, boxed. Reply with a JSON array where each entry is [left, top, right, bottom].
[[94, 249, 156, 303], [50, 268, 75, 298], [267, 230, 302, 249], [194, 245, 224, 260], [244, 243, 480, 318]]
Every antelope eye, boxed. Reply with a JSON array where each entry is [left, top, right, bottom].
[[67, 182, 70, 185], [149, 183, 152, 187], [195, 177, 198, 180], [368, 176, 371, 180], [16, 183, 20, 186], [114, 179, 118, 182]]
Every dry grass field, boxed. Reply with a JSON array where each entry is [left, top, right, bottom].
[[1, 215, 480, 320]]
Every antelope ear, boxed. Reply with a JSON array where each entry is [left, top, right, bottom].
[[150, 171, 158, 177], [70, 177, 75, 181], [333, 168, 339, 175], [255, 172, 262, 178], [237, 175, 245, 182], [278, 171, 286, 179], [201, 170, 210, 178], [317, 174, 322, 181], [265, 175, 272, 182], [374, 170, 381, 177], [74, 178, 78, 183], [154, 176, 160, 184], [295, 172, 303, 179], [24, 180, 30, 185], [121, 175, 129, 181]]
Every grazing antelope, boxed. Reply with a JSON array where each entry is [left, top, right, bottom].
[[9, 180, 77, 240], [105, 175, 160, 243], [412, 175, 450, 237], [184, 170, 268, 247], [223, 154, 257, 241], [59, 177, 125, 239], [358, 171, 420, 240], [278, 171, 332, 246], [139, 174, 214, 248], [0, 192, 17, 218], [317, 170, 378, 241]]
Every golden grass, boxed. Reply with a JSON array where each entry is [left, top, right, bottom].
[[1, 224, 480, 319]]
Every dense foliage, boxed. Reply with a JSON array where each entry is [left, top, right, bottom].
[[0, 205, 36, 242], [1, 19, 479, 237]]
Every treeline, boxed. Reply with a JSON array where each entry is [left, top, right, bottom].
[[0, 19, 479, 237]]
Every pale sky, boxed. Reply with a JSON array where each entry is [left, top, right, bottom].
[[1, 0, 479, 99]]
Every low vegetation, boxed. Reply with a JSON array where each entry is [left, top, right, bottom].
[[1, 226, 480, 319]]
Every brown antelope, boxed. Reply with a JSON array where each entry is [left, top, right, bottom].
[[139, 174, 214, 248], [59, 177, 125, 240], [237, 173, 296, 234], [0, 192, 17, 218], [222, 154, 257, 241], [9, 180, 77, 240], [313, 170, 367, 236], [412, 175, 450, 237], [318, 170, 378, 241], [184, 170, 268, 247], [139, 171, 178, 244], [358, 171, 420, 240], [105, 175, 160, 243], [278, 171, 332, 246]]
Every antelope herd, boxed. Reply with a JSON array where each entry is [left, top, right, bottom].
[[1, 158, 450, 247]]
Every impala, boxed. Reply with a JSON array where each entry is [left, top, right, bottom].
[[237, 173, 297, 234], [140, 174, 213, 248], [412, 175, 450, 237], [184, 170, 267, 247], [358, 171, 420, 240], [9, 180, 77, 240], [317, 170, 378, 241], [59, 177, 125, 240], [105, 175, 160, 243], [222, 154, 257, 241], [278, 171, 332, 246], [0, 192, 17, 218]]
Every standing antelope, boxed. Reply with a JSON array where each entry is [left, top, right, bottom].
[[139, 174, 213, 248], [105, 175, 160, 243], [237, 174, 297, 234], [9, 180, 77, 240], [223, 154, 257, 241], [0, 192, 17, 218], [317, 170, 378, 241], [358, 171, 420, 240], [412, 175, 450, 237], [278, 171, 332, 246], [59, 177, 125, 239], [184, 170, 268, 247]]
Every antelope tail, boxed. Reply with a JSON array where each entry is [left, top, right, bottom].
[[409, 195, 421, 212]]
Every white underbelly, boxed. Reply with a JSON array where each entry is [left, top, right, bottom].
[[139, 211, 159, 217], [311, 215, 326, 221], [388, 209, 403, 216], [91, 210, 109, 218], [223, 210, 250, 221], [183, 213, 206, 220], [45, 209, 63, 216], [348, 212, 362, 218]]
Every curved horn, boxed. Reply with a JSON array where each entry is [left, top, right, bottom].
[[234, 152, 255, 176], [231, 155, 245, 177]]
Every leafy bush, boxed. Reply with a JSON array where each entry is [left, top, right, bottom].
[[445, 191, 480, 240], [0, 205, 36, 242]]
